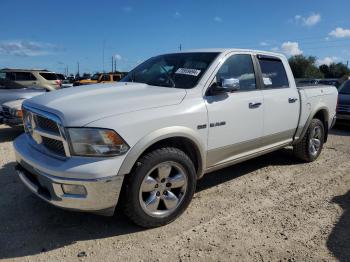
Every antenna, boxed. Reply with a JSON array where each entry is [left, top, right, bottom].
[[102, 40, 106, 72]]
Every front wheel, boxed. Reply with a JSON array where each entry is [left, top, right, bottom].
[[124, 147, 197, 228], [293, 118, 325, 162]]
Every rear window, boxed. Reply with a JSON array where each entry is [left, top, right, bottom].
[[339, 81, 350, 94], [258, 57, 289, 89], [40, 73, 58, 80], [56, 74, 65, 80]]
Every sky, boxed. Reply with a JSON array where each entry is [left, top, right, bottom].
[[0, 0, 349, 74]]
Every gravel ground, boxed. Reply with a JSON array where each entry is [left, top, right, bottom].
[[0, 124, 349, 262]]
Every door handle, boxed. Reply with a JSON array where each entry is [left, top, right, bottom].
[[249, 102, 262, 109], [288, 98, 298, 103]]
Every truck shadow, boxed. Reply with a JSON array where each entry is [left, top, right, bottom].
[[197, 148, 300, 192], [0, 148, 301, 259], [326, 191, 350, 261], [0, 125, 23, 143], [330, 123, 350, 137]]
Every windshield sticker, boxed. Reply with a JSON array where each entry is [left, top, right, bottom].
[[175, 68, 201, 76], [263, 77, 272, 86]]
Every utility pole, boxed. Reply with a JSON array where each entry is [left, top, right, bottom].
[[77, 62, 80, 76], [112, 56, 114, 72], [102, 40, 106, 72], [114, 58, 117, 73], [179, 44, 182, 51]]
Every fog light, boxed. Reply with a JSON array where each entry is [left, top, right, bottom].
[[61, 184, 87, 195]]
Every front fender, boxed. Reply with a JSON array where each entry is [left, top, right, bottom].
[[117, 126, 207, 177]]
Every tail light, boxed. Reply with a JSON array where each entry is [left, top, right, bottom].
[[56, 80, 62, 88]]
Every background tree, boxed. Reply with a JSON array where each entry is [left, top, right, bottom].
[[288, 55, 323, 79], [319, 63, 350, 78]]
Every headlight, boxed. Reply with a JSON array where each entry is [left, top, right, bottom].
[[67, 128, 129, 157], [10, 108, 23, 118]]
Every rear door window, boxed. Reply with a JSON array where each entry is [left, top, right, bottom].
[[258, 56, 289, 89], [40, 73, 58, 80]]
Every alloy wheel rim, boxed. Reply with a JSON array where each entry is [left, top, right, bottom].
[[309, 126, 322, 157], [139, 161, 188, 218]]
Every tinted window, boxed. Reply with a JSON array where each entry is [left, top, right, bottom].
[[101, 74, 110, 81], [56, 74, 65, 80], [40, 73, 58, 80], [216, 54, 256, 91], [14, 72, 36, 81], [113, 75, 121, 81], [258, 58, 289, 88], [121, 52, 219, 89], [339, 81, 350, 94]]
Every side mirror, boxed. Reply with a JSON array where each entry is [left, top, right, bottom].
[[209, 78, 240, 95]]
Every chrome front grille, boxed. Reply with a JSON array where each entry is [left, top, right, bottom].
[[2, 106, 11, 118], [23, 106, 70, 158], [42, 137, 66, 157], [36, 115, 60, 134]]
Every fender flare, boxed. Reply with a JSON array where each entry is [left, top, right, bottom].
[[117, 126, 207, 177], [294, 106, 329, 144]]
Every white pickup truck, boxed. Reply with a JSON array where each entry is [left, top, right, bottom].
[[14, 49, 337, 228]]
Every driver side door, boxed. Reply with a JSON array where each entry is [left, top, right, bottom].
[[205, 53, 264, 167]]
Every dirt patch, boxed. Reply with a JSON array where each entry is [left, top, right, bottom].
[[0, 124, 349, 261]]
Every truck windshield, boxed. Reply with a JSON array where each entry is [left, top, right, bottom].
[[121, 52, 219, 89], [339, 80, 350, 94]]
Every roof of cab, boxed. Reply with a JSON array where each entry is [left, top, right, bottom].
[[173, 48, 286, 58]]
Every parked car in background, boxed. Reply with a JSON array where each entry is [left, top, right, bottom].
[[336, 80, 350, 122], [296, 79, 341, 89], [14, 49, 337, 228], [0, 85, 45, 125], [318, 79, 341, 89], [0, 85, 45, 106], [1, 99, 25, 127], [297, 79, 319, 85], [0, 69, 62, 91], [61, 80, 74, 88], [74, 72, 123, 86]]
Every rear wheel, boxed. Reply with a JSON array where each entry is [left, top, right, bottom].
[[124, 147, 196, 228], [293, 118, 325, 162]]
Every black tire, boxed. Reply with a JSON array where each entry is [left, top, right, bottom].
[[293, 118, 325, 162], [124, 147, 196, 228]]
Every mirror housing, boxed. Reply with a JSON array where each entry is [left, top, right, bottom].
[[209, 78, 240, 95]]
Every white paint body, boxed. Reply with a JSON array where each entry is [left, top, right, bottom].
[[13, 49, 338, 214]]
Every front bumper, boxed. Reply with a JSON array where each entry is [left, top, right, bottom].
[[14, 134, 125, 215], [3, 116, 23, 127]]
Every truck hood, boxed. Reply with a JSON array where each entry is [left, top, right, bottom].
[[24, 82, 186, 126]]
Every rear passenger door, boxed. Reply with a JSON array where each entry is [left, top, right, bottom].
[[256, 55, 299, 146]]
